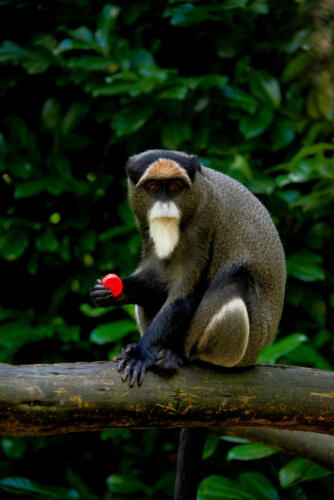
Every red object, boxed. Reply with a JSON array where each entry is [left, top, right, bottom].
[[102, 274, 123, 297]]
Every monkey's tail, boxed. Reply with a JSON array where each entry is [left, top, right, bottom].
[[174, 427, 208, 500]]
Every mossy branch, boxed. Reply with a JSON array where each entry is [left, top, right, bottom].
[[0, 362, 334, 436]]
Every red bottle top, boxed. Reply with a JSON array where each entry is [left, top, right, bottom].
[[102, 274, 123, 297]]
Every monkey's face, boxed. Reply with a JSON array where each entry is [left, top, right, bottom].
[[126, 151, 202, 259]]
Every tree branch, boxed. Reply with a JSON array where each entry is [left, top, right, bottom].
[[1, 362, 334, 436]]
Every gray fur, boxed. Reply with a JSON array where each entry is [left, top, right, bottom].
[[129, 151, 286, 367]]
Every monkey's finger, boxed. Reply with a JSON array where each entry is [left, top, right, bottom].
[[117, 359, 128, 372], [91, 288, 112, 297], [95, 299, 113, 307], [121, 359, 136, 382], [157, 349, 166, 360], [93, 296, 113, 305], [138, 363, 147, 386], [129, 361, 143, 387], [97, 279, 102, 284]]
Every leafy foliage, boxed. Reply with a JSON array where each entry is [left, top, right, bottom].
[[0, 0, 333, 498]]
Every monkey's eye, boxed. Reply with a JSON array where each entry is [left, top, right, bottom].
[[145, 181, 160, 192], [168, 180, 183, 192]]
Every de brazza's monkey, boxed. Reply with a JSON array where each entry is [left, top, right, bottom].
[[91, 149, 285, 384], [90, 149, 285, 500]]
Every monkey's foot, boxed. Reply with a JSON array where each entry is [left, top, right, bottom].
[[154, 348, 184, 374], [113, 343, 156, 387]]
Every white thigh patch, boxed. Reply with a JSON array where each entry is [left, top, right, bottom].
[[197, 297, 250, 367], [207, 298, 249, 332]]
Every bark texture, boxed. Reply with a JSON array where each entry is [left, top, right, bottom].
[[0, 362, 334, 436]]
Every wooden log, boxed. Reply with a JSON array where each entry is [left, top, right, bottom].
[[0, 362, 334, 436]]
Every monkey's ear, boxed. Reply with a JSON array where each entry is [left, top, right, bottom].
[[191, 155, 202, 173], [125, 157, 143, 185]]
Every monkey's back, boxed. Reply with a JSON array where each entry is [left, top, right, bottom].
[[202, 166, 286, 363]]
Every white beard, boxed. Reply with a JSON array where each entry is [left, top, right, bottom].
[[148, 201, 180, 259]]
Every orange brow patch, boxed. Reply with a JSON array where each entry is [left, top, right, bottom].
[[136, 159, 191, 186]]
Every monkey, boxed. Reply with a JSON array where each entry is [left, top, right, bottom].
[[90, 149, 286, 500]]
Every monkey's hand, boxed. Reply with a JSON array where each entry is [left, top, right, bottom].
[[154, 348, 184, 374], [113, 343, 157, 387], [90, 279, 124, 307]]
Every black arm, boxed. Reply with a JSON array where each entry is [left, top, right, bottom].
[[115, 294, 198, 386], [138, 297, 195, 354]]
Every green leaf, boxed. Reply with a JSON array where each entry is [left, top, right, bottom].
[[0, 321, 46, 349], [14, 179, 67, 198], [106, 474, 148, 494], [0, 307, 18, 322], [220, 436, 249, 444], [67, 56, 113, 71], [0, 229, 29, 261], [0, 40, 32, 62], [248, 177, 276, 195], [286, 251, 325, 282], [66, 468, 99, 500], [287, 158, 320, 183], [282, 52, 310, 82], [159, 85, 188, 100], [41, 98, 61, 129], [270, 118, 295, 150], [239, 473, 279, 500], [0, 477, 79, 499], [249, 70, 281, 108], [89, 320, 136, 344], [53, 38, 91, 55], [239, 107, 274, 139], [258, 333, 308, 363], [68, 26, 94, 44], [279, 458, 332, 488], [161, 121, 192, 149], [1, 437, 27, 459], [198, 475, 257, 500], [164, 2, 248, 27], [96, 4, 121, 51], [203, 435, 220, 460], [164, 4, 214, 27], [0, 41, 51, 73], [220, 85, 258, 113], [35, 228, 59, 253], [302, 289, 327, 326], [227, 154, 253, 182], [62, 102, 90, 134], [80, 303, 114, 317], [286, 344, 332, 370], [111, 106, 154, 136], [227, 443, 278, 461], [14, 180, 48, 198]]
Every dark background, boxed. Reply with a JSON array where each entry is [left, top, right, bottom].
[[0, 0, 333, 498]]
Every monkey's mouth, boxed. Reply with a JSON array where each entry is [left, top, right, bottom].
[[153, 216, 179, 221]]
